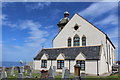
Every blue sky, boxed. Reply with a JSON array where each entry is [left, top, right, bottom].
[[1, 2, 118, 62]]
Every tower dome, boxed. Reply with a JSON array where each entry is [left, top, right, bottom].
[[57, 11, 69, 32], [64, 11, 69, 15]]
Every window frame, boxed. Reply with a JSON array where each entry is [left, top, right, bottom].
[[68, 38, 71, 47], [82, 36, 86, 46], [76, 60, 85, 70], [57, 60, 64, 69], [73, 36, 80, 46], [41, 60, 47, 68]]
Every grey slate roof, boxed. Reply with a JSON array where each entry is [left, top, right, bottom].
[[34, 45, 101, 60]]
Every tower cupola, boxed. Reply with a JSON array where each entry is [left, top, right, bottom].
[[64, 11, 69, 18], [57, 11, 69, 32]]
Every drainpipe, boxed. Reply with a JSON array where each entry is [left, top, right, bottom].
[[69, 60, 70, 73], [97, 59, 99, 76]]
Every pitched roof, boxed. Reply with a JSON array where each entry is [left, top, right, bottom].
[[34, 45, 101, 60]]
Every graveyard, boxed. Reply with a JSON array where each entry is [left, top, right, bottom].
[[0, 66, 119, 80]]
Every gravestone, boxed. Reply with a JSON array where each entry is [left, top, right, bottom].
[[26, 66, 32, 78], [1, 67, 7, 79], [64, 69, 70, 79], [73, 76, 80, 80], [17, 66, 24, 78], [53, 66, 57, 77], [18, 73, 24, 78], [48, 66, 54, 78], [62, 67, 67, 78], [17, 67, 21, 73], [10, 66, 15, 76], [81, 73, 86, 80], [20, 66, 24, 73]]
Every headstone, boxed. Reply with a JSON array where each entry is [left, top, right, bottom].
[[73, 76, 80, 80], [64, 69, 70, 79], [1, 67, 7, 79], [17, 66, 24, 78], [18, 73, 24, 78], [17, 67, 21, 73], [26, 66, 32, 78], [10, 66, 15, 76], [48, 66, 54, 78], [53, 66, 57, 77], [20, 66, 24, 73], [62, 67, 67, 78], [81, 73, 86, 80]]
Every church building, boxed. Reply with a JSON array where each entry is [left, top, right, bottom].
[[34, 12, 116, 76]]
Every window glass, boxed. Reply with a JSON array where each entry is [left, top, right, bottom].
[[57, 60, 64, 69], [82, 36, 86, 46], [76, 60, 85, 70], [74, 36, 80, 46], [68, 38, 71, 47], [41, 60, 47, 68]]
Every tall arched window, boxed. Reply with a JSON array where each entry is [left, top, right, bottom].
[[82, 35, 86, 46], [73, 35, 80, 46], [68, 38, 71, 47]]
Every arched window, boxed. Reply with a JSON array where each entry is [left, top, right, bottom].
[[82, 35, 86, 46], [73, 35, 80, 46], [68, 38, 71, 47]]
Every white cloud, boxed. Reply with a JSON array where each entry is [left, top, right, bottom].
[[2, 19, 54, 61], [45, 25, 54, 29], [17, 20, 49, 48], [79, 2, 117, 18], [25, 2, 51, 10], [0, 14, 7, 20], [95, 14, 118, 26], [12, 38, 16, 41]]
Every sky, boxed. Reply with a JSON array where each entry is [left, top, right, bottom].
[[1, 2, 118, 62]]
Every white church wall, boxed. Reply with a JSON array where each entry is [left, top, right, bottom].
[[69, 60, 76, 73], [34, 60, 41, 70], [99, 46, 108, 75], [85, 60, 98, 75], [47, 60, 51, 69], [65, 60, 69, 69], [106, 39, 115, 72], [53, 14, 106, 48], [52, 60, 57, 67]]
